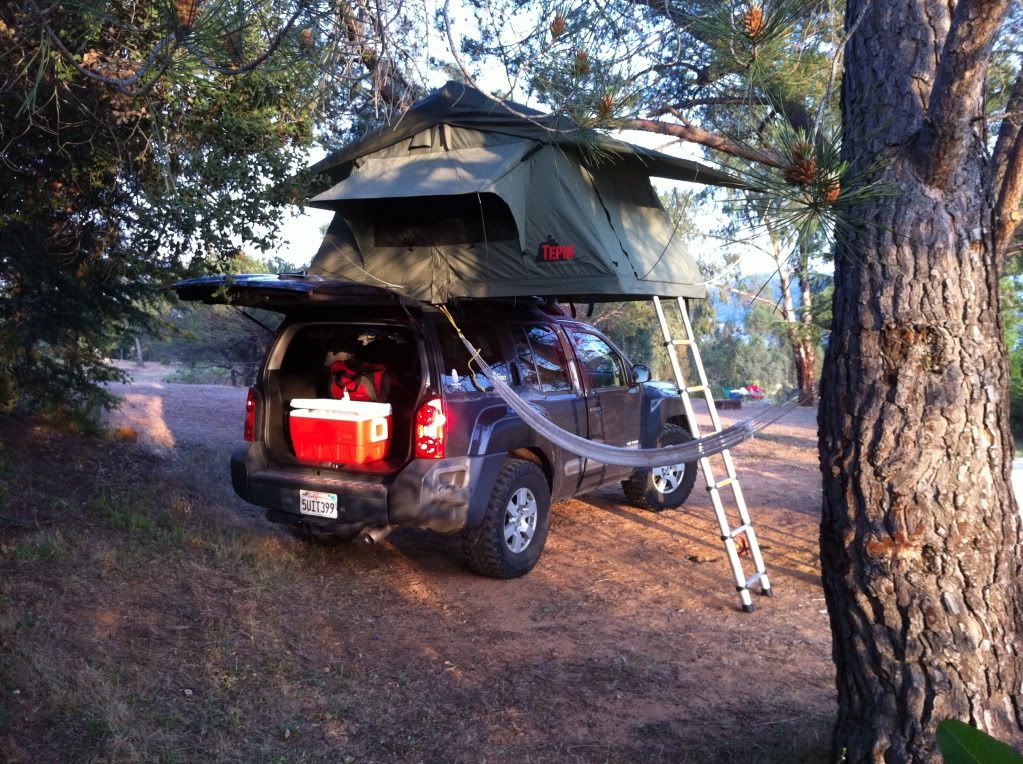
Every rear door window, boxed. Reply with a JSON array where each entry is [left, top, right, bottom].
[[513, 325, 574, 394], [435, 321, 510, 392]]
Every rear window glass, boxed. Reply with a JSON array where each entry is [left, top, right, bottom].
[[514, 325, 574, 394], [373, 193, 517, 247], [279, 324, 419, 400], [435, 321, 511, 393]]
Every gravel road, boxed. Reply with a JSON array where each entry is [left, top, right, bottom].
[[106, 381, 247, 453]]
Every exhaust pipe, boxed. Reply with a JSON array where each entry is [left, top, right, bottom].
[[359, 526, 393, 545]]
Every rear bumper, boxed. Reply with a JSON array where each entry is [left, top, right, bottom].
[[231, 445, 504, 533]]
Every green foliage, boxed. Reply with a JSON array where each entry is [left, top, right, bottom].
[[1002, 258, 1023, 442], [700, 323, 793, 394], [936, 719, 1023, 764], [589, 301, 670, 378], [12, 530, 70, 562], [0, 1, 346, 417], [163, 365, 233, 385], [85, 488, 185, 548], [142, 254, 281, 384]]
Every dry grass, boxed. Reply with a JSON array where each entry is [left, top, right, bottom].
[[0, 418, 833, 763]]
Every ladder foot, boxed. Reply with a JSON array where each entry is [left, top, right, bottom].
[[761, 587, 774, 597], [741, 602, 755, 614]]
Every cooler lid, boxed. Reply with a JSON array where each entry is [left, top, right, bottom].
[[171, 273, 419, 311], [289, 398, 392, 417]]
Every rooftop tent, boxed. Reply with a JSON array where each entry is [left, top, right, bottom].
[[305, 81, 742, 303]]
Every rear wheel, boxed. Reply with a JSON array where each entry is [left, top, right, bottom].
[[462, 459, 551, 579], [622, 424, 698, 511]]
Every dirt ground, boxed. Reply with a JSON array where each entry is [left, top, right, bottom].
[[0, 375, 834, 763]]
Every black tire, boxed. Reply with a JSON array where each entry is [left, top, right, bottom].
[[462, 459, 551, 579], [621, 424, 698, 512]]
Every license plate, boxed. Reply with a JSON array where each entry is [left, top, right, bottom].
[[299, 490, 339, 519]]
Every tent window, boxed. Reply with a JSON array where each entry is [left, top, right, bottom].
[[373, 193, 517, 247], [409, 129, 433, 149]]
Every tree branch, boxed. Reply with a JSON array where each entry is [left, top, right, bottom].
[[993, 66, 1023, 256], [626, 118, 785, 168], [648, 96, 773, 115], [335, 0, 420, 112], [813, 0, 874, 138], [918, 0, 1012, 185]]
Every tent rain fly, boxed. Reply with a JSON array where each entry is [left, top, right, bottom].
[[306, 82, 743, 304]]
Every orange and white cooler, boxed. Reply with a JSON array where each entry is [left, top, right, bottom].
[[288, 395, 392, 464]]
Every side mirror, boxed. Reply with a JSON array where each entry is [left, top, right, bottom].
[[633, 364, 651, 384]]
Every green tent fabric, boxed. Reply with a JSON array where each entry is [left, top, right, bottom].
[[306, 81, 740, 303]]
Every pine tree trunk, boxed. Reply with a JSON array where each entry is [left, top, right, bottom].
[[777, 246, 818, 403], [796, 268, 817, 405], [819, 2, 1023, 760], [793, 337, 815, 404]]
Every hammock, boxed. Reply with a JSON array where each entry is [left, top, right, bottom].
[[443, 308, 803, 469]]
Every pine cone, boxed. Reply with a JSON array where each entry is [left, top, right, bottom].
[[743, 6, 765, 40], [550, 14, 566, 39], [783, 140, 818, 186], [300, 28, 314, 49], [572, 49, 591, 76], [224, 31, 243, 59], [822, 177, 841, 204], [597, 93, 615, 120], [175, 0, 201, 29]]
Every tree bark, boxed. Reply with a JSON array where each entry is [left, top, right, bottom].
[[819, 2, 1023, 760], [776, 243, 818, 405], [795, 268, 817, 406], [792, 334, 816, 405]]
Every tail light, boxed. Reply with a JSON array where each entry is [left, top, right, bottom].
[[244, 387, 258, 442], [414, 398, 446, 459]]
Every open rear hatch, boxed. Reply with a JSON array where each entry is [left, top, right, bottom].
[[172, 273, 421, 311], [173, 273, 427, 474]]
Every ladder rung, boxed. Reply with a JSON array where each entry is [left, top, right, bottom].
[[651, 295, 770, 612], [707, 476, 737, 491], [724, 523, 751, 540]]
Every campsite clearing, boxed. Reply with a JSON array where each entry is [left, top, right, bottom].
[[0, 379, 831, 762]]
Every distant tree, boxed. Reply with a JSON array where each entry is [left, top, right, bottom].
[[699, 319, 793, 393], [140, 254, 283, 383], [1003, 257, 1023, 440], [713, 198, 829, 403]]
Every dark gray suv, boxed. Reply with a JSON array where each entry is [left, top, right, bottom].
[[175, 273, 698, 578]]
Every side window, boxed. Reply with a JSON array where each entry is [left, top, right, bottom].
[[513, 325, 574, 394], [435, 321, 510, 393], [567, 330, 627, 389]]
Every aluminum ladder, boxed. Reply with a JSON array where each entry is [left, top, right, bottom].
[[652, 296, 773, 612]]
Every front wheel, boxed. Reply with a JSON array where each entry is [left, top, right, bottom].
[[462, 459, 551, 579], [621, 424, 698, 512]]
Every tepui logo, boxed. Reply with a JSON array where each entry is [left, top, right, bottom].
[[536, 235, 575, 263]]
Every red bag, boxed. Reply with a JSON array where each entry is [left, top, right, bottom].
[[329, 359, 389, 402]]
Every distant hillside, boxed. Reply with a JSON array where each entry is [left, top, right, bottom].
[[708, 271, 831, 327]]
